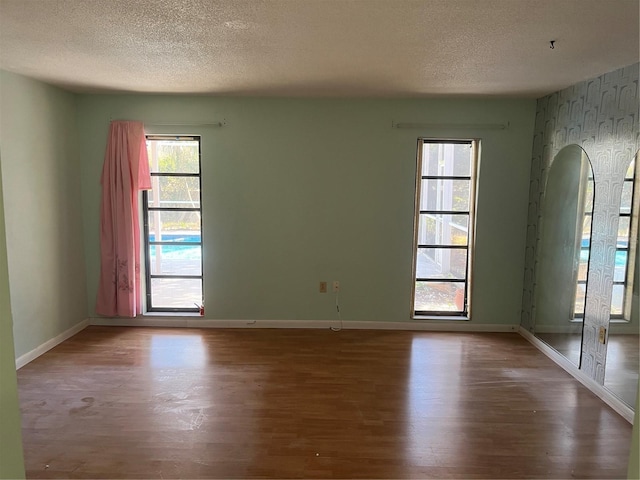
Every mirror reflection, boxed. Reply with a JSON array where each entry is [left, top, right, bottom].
[[533, 145, 593, 366], [604, 155, 639, 408]]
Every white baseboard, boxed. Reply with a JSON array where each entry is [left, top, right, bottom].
[[89, 316, 518, 332], [518, 326, 634, 423], [340, 320, 517, 332], [533, 325, 584, 334], [16, 319, 89, 370], [535, 322, 639, 335], [608, 322, 640, 334]]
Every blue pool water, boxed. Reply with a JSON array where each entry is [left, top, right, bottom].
[[149, 234, 201, 260], [149, 234, 200, 243]]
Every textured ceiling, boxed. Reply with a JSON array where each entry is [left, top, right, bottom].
[[0, 0, 638, 97]]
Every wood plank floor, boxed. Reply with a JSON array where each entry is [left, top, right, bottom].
[[17, 327, 633, 479]]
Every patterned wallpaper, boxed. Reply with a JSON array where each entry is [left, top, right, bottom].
[[521, 63, 639, 383]]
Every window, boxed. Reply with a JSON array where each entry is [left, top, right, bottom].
[[143, 136, 203, 312], [612, 157, 638, 319], [412, 140, 477, 316], [574, 175, 594, 317]]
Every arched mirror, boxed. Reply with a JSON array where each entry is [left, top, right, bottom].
[[604, 153, 639, 408], [533, 145, 594, 366]]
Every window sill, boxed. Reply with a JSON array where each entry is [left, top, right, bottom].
[[412, 315, 470, 321], [610, 318, 631, 324], [143, 312, 202, 317], [570, 318, 631, 324]]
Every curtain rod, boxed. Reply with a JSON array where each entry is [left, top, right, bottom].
[[145, 121, 226, 127], [392, 121, 508, 130], [110, 118, 227, 127]]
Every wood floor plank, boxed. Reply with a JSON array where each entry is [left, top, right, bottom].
[[17, 327, 633, 479]]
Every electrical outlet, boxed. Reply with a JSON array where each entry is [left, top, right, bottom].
[[332, 281, 340, 293], [319, 281, 327, 293], [598, 326, 606, 344]]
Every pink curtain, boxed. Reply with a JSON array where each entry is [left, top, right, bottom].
[[96, 121, 151, 317]]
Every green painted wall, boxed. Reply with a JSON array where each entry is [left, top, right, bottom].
[[78, 95, 535, 324], [0, 71, 87, 358], [0, 156, 25, 478]]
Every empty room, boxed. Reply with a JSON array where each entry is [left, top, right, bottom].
[[0, 0, 639, 478]]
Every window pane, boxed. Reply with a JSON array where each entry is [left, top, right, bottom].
[[415, 281, 465, 312], [614, 250, 627, 282], [151, 278, 202, 309], [581, 217, 592, 244], [577, 248, 589, 282], [618, 217, 630, 243], [149, 245, 202, 276], [611, 284, 624, 315], [148, 211, 201, 240], [451, 143, 473, 176], [574, 283, 586, 315], [421, 143, 472, 177], [148, 176, 200, 208], [625, 160, 635, 180], [422, 143, 441, 176], [416, 248, 467, 279], [620, 181, 633, 214], [147, 140, 199, 174], [584, 180, 594, 213], [420, 179, 470, 211], [417, 214, 468, 246]]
